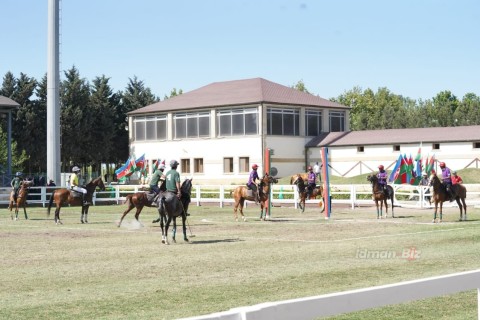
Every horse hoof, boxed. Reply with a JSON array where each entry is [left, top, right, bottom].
[[185, 238, 189, 242], [81, 221, 84, 224]]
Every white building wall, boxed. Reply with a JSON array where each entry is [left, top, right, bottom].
[[309, 142, 480, 177]]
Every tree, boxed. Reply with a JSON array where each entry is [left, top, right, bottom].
[[292, 79, 310, 93], [60, 66, 91, 170], [164, 88, 183, 100]]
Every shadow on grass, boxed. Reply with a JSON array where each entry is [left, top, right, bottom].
[[190, 238, 242, 245]]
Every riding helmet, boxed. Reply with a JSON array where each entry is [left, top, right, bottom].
[[378, 165, 384, 170], [159, 164, 166, 170], [439, 162, 446, 168], [252, 164, 258, 170], [15, 171, 22, 177], [170, 159, 179, 167], [307, 166, 312, 171], [72, 166, 80, 172]]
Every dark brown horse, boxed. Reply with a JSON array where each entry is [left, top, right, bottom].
[[117, 180, 166, 227], [367, 175, 395, 218], [429, 174, 467, 223], [155, 179, 193, 244], [231, 173, 278, 221], [47, 177, 105, 224], [291, 175, 324, 213], [8, 180, 33, 220]]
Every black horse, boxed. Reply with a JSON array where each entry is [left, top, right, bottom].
[[367, 175, 395, 218], [154, 179, 193, 245]]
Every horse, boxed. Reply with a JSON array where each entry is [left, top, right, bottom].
[[8, 180, 33, 220], [231, 173, 278, 221], [117, 180, 166, 227], [154, 179, 193, 245], [291, 175, 324, 213], [47, 177, 106, 225], [366, 175, 395, 219], [289, 173, 308, 185], [429, 174, 467, 223]]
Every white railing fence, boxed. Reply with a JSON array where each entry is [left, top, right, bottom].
[[178, 269, 480, 320], [1, 184, 480, 209]]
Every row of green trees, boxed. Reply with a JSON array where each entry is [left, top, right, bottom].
[[2, 72, 480, 175]]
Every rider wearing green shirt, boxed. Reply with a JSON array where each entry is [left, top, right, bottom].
[[149, 163, 165, 194], [165, 160, 181, 199], [10, 172, 23, 202]]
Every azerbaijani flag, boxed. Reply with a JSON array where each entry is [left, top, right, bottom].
[[115, 156, 135, 180]]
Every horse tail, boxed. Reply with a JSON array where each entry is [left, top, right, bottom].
[[47, 190, 55, 216], [124, 194, 132, 205]]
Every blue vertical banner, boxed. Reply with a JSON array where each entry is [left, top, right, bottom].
[[321, 147, 331, 219]]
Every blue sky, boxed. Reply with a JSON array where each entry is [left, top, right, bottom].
[[1, 0, 479, 101]]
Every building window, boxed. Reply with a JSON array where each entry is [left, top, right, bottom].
[[181, 159, 190, 174], [239, 157, 250, 173], [474, 142, 480, 149], [393, 145, 400, 151], [329, 111, 345, 132], [174, 112, 210, 139], [224, 158, 233, 173], [194, 158, 204, 173], [357, 146, 364, 153], [267, 108, 299, 136], [432, 143, 440, 150], [217, 108, 258, 136], [305, 109, 322, 136], [133, 115, 167, 141]]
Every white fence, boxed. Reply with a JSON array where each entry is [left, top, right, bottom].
[[1, 184, 480, 209], [178, 269, 480, 320]]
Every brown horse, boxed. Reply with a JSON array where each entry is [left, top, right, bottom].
[[290, 173, 308, 185], [367, 175, 395, 219], [47, 177, 105, 224], [429, 174, 467, 223], [117, 180, 166, 227], [291, 175, 324, 213], [231, 173, 278, 221], [8, 180, 33, 220]]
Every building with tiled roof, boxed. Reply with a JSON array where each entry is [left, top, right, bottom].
[[127, 78, 350, 184], [306, 126, 480, 177]]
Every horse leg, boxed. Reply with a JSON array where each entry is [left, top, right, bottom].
[[84, 206, 89, 223], [390, 197, 395, 218], [439, 202, 443, 222], [23, 203, 28, 220], [462, 199, 467, 221], [375, 200, 380, 219], [233, 200, 239, 221], [384, 198, 388, 218], [160, 212, 166, 244], [182, 215, 188, 242], [55, 206, 62, 225], [134, 207, 144, 227], [164, 217, 173, 245], [118, 203, 135, 227], [433, 202, 438, 223], [172, 217, 177, 243]]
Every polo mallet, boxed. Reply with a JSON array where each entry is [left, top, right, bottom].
[[180, 200, 195, 237]]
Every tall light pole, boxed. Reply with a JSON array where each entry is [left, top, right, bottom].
[[47, 0, 61, 184]]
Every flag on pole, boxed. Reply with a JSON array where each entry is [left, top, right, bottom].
[[115, 156, 135, 180]]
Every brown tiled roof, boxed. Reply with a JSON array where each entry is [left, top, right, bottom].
[[128, 78, 348, 115], [0, 96, 20, 111], [307, 126, 480, 147]]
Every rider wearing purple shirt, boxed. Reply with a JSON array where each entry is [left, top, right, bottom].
[[247, 164, 260, 203], [377, 165, 388, 195], [306, 166, 316, 198], [440, 162, 454, 201]]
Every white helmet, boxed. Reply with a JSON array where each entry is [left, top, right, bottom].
[[72, 166, 80, 173], [159, 164, 166, 170]]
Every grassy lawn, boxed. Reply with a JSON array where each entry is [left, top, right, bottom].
[[0, 202, 479, 319]]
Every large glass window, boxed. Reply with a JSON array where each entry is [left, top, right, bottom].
[[267, 108, 299, 136], [174, 112, 210, 139], [329, 111, 345, 132], [217, 108, 258, 136], [133, 115, 167, 141], [305, 109, 322, 136]]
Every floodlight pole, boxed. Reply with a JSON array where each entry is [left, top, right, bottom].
[[47, 0, 61, 184]]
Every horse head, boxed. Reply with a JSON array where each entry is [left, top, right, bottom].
[[181, 178, 193, 196]]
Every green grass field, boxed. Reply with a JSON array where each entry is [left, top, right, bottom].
[[1, 203, 479, 319]]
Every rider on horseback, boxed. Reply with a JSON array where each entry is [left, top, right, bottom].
[[377, 165, 389, 196], [247, 164, 260, 204], [165, 160, 182, 199], [149, 161, 166, 195], [70, 166, 90, 205], [440, 162, 454, 201], [10, 172, 23, 202], [306, 166, 316, 199]]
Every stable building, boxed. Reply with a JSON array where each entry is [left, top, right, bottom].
[[127, 78, 350, 184], [306, 126, 480, 177]]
